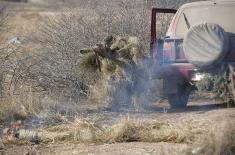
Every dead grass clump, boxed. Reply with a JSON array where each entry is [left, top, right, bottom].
[[40, 118, 205, 144], [41, 119, 109, 144], [111, 121, 144, 142], [19, 118, 210, 145], [110, 120, 178, 143]]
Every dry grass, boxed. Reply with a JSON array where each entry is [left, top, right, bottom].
[[3, 115, 234, 155], [0, 93, 42, 122], [2, 109, 235, 155], [79, 52, 100, 72], [6, 117, 225, 144], [41, 118, 235, 154]]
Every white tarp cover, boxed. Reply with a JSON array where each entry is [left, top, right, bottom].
[[176, 5, 235, 38], [183, 23, 229, 69]]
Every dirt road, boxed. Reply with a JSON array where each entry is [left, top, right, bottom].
[[5, 142, 189, 155]]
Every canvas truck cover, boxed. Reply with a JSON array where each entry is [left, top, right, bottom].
[[184, 23, 229, 69], [175, 2, 235, 38], [174, 1, 235, 69]]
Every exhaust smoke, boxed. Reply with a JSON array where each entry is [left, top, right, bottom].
[[79, 36, 160, 112]]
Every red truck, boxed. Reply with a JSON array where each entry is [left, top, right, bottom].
[[151, 0, 235, 108]]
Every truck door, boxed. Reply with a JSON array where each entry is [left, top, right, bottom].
[[150, 8, 177, 65]]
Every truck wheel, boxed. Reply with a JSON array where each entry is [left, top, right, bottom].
[[167, 84, 191, 109]]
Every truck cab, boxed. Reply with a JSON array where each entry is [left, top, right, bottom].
[[151, 0, 235, 108]]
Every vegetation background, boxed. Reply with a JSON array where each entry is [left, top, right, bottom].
[[0, 1, 234, 155], [0, 0, 203, 120]]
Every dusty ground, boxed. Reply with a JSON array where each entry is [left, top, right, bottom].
[[5, 142, 189, 155], [2, 100, 235, 155]]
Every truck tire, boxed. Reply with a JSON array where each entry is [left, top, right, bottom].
[[167, 84, 191, 108], [183, 23, 229, 69]]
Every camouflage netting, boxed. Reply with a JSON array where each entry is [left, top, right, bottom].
[[79, 36, 150, 111], [196, 64, 235, 105]]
